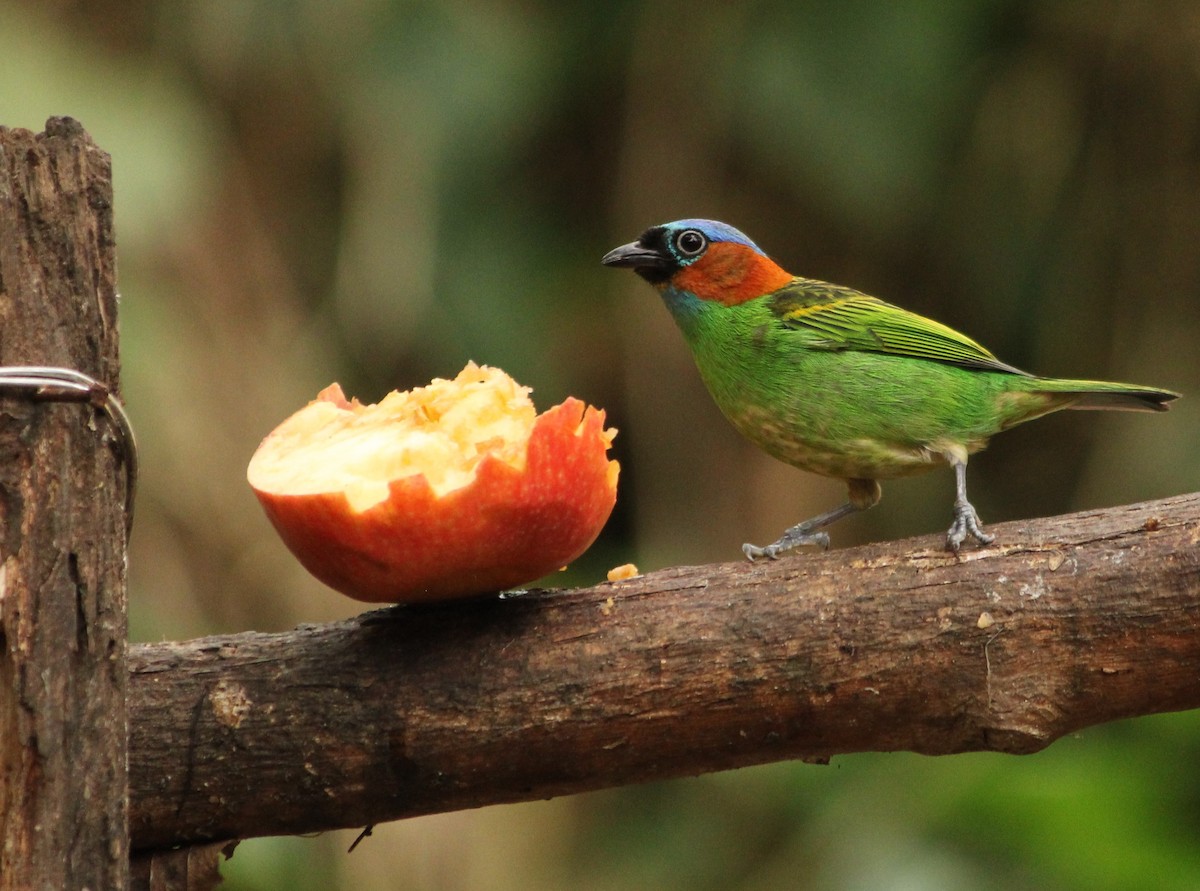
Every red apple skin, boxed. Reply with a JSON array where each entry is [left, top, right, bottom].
[[252, 397, 618, 603]]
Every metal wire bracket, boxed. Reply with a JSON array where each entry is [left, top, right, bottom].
[[0, 365, 138, 533]]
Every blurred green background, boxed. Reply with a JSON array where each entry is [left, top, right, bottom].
[[4, 1, 1200, 888]]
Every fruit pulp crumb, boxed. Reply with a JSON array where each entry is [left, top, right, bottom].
[[607, 563, 639, 582]]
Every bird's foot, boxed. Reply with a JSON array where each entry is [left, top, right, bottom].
[[743, 526, 831, 561], [946, 500, 995, 553]]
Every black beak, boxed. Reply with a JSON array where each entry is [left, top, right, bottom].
[[601, 241, 672, 272]]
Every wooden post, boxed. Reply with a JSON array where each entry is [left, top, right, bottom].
[[0, 119, 128, 890]]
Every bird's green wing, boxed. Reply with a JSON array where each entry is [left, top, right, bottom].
[[770, 279, 1029, 375]]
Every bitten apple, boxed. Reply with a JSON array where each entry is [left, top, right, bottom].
[[248, 363, 619, 603]]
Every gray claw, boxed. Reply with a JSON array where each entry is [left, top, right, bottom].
[[743, 542, 769, 561], [946, 501, 994, 552], [743, 542, 782, 561], [743, 530, 830, 562]]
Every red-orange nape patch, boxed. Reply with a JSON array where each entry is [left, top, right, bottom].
[[670, 242, 793, 306]]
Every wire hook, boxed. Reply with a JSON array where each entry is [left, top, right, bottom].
[[0, 365, 138, 533]]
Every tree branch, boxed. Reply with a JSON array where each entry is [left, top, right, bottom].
[[130, 492, 1200, 852]]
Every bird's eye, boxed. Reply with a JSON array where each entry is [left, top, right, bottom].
[[675, 229, 707, 257]]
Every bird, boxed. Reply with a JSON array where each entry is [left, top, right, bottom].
[[602, 218, 1179, 558]]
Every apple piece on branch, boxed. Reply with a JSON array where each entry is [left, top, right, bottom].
[[248, 363, 619, 603]]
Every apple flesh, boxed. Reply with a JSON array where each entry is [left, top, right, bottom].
[[248, 363, 619, 603]]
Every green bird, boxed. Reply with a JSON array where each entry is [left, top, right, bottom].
[[602, 219, 1179, 558]]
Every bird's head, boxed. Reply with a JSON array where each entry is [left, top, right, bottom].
[[601, 219, 793, 306]]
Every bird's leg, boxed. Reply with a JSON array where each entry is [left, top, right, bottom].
[[946, 460, 994, 552], [741, 502, 856, 560], [744, 478, 880, 561]]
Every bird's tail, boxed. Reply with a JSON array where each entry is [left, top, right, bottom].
[[1031, 377, 1180, 412]]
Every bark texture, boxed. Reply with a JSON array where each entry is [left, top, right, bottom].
[[129, 841, 238, 891], [0, 119, 128, 890], [130, 492, 1200, 851]]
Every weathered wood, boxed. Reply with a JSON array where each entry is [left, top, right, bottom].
[[129, 841, 238, 891], [130, 492, 1200, 851], [0, 119, 128, 889]]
